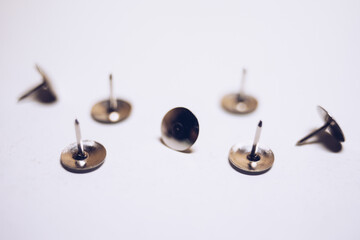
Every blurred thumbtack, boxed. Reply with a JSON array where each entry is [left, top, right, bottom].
[[18, 65, 57, 103], [91, 74, 131, 123], [296, 106, 345, 146], [221, 68, 258, 114]]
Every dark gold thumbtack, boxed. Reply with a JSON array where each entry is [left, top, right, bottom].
[[60, 119, 106, 173], [296, 106, 345, 145], [161, 107, 199, 152], [91, 74, 131, 123], [221, 68, 258, 114], [18, 65, 57, 103], [229, 121, 274, 174]]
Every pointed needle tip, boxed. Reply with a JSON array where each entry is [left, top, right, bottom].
[[35, 64, 41, 72]]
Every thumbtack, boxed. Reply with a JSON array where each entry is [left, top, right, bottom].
[[221, 68, 258, 114], [296, 106, 345, 145], [18, 65, 57, 103], [91, 74, 131, 123], [228, 120, 274, 174], [161, 107, 199, 152], [60, 119, 106, 173]]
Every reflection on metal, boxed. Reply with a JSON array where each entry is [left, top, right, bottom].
[[60, 119, 106, 173], [18, 65, 57, 104], [229, 121, 274, 174], [161, 107, 199, 152], [296, 106, 345, 146], [221, 68, 258, 114], [91, 74, 131, 124]]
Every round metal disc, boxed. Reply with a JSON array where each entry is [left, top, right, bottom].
[[221, 93, 258, 114], [229, 143, 274, 174], [161, 107, 199, 152], [61, 140, 106, 173], [317, 106, 345, 142], [91, 99, 131, 123]]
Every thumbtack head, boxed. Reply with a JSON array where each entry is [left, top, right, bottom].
[[60, 119, 106, 173], [229, 143, 274, 174], [161, 107, 199, 152], [221, 94, 258, 114], [221, 68, 258, 114], [228, 121, 274, 174], [317, 106, 345, 142], [91, 74, 131, 123]]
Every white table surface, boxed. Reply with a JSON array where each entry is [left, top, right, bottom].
[[1, 0, 360, 239]]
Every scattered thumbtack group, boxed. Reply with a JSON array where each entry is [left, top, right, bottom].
[[19, 65, 345, 175]]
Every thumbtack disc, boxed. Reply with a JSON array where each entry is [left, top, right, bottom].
[[317, 106, 345, 142], [229, 143, 274, 174], [61, 140, 106, 173], [161, 107, 199, 152], [91, 99, 131, 123], [221, 94, 258, 114]]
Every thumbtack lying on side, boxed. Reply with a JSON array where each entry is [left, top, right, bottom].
[[60, 119, 106, 173], [228, 120, 274, 174], [296, 106, 345, 146], [91, 74, 132, 123], [161, 107, 199, 152], [221, 68, 258, 114], [18, 65, 57, 103]]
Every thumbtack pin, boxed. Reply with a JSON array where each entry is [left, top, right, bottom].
[[221, 68, 258, 114], [60, 119, 106, 173], [228, 120, 274, 174], [91, 74, 131, 123], [161, 107, 199, 152], [296, 106, 345, 146], [18, 65, 57, 103]]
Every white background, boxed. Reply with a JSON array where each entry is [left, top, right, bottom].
[[1, 0, 360, 239]]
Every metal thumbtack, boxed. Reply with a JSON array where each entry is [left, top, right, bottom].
[[91, 74, 131, 123], [161, 107, 199, 152], [296, 106, 345, 145], [229, 120, 274, 174], [60, 119, 106, 173], [221, 68, 258, 114], [18, 65, 57, 103]]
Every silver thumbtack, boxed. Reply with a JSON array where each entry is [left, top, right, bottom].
[[60, 119, 106, 173], [228, 120, 274, 174], [161, 107, 199, 152], [91, 74, 131, 123], [18, 65, 57, 103], [221, 68, 258, 114], [296, 106, 345, 145]]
